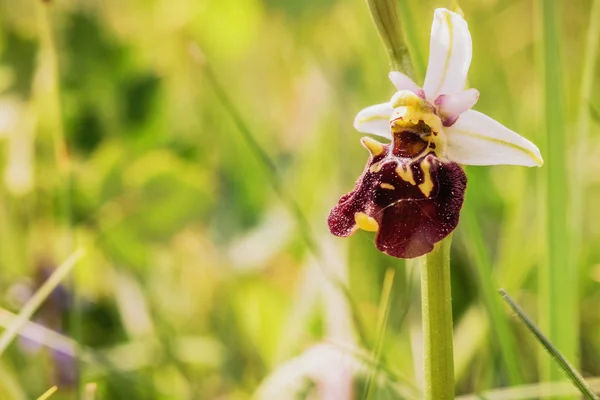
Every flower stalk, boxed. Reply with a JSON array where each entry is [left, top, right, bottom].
[[335, 4, 543, 399], [420, 237, 454, 400]]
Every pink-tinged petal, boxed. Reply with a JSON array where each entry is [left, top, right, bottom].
[[255, 343, 361, 399], [423, 8, 472, 100], [353, 102, 393, 139], [389, 71, 424, 97], [435, 88, 479, 126], [445, 109, 544, 166]]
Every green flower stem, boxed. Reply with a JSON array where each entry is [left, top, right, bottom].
[[421, 236, 455, 400], [365, 0, 413, 74], [363, 1, 455, 397]]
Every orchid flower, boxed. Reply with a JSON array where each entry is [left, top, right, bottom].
[[328, 8, 543, 259]]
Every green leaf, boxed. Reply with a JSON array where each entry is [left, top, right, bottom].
[[499, 289, 599, 400]]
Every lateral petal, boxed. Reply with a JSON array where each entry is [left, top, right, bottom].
[[353, 102, 393, 139], [445, 110, 543, 166]]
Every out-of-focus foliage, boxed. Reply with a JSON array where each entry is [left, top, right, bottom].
[[0, 0, 599, 399]]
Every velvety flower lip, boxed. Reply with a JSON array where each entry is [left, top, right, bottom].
[[328, 138, 466, 258], [328, 8, 543, 258]]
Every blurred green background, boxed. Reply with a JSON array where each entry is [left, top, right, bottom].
[[0, 0, 599, 399]]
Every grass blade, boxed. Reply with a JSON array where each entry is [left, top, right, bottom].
[[36, 1, 81, 394], [187, 44, 371, 348], [363, 268, 395, 399], [538, 0, 577, 386], [572, 0, 600, 233], [457, 378, 600, 400], [36, 386, 58, 400], [461, 209, 523, 384], [84, 383, 97, 400], [0, 249, 85, 357], [499, 289, 599, 400], [570, 0, 600, 355]]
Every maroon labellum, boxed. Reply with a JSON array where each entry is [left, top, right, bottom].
[[328, 130, 466, 258]]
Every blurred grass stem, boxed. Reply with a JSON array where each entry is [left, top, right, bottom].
[[538, 0, 576, 389], [0, 249, 85, 357], [499, 290, 599, 400], [36, 1, 81, 395], [363, 268, 395, 399], [571, 0, 600, 316], [36, 386, 58, 400], [462, 209, 523, 384], [456, 377, 600, 400], [420, 238, 455, 400], [189, 44, 371, 347]]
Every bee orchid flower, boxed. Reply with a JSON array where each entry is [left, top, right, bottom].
[[328, 8, 543, 258]]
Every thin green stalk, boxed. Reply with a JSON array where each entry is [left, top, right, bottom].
[[84, 383, 98, 400], [462, 208, 523, 384], [456, 377, 600, 400], [0, 249, 85, 357], [421, 237, 454, 400], [499, 290, 599, 400], [571, 0, 600, 314], [36, 386, 58, 400], [538, 0, 576, 388], [364, 268, 395, 399], [188, 45, 371, 348], [36, 1, 80, 395]]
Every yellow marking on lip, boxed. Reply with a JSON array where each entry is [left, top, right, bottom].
[[390, 91, 443, 134], [391, 90, 423, 108], [418, 158, 434, 197], [355, 212, 379, 232], [361, 137, 385, 156], [396, 164, 416, 185], [380, 183, 395, 190], [370, 162, 383, 173]]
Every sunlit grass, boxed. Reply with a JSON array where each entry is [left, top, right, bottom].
[[537, 0, 577, 391], [0, 249, 84, 357], [0, 0, 598, 398], [36, 386, 58, 400], [500, 289, 598, 399]]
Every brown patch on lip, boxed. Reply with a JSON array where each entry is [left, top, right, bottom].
[[328, 140, 466, 258], [392, 121, 431, 158]]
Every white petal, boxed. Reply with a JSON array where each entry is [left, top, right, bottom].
[[445, 110, 543, 166], [435, 88, 479, 126], [388, 71, 424, 96], [353, 102, 393, 139], [423, 8, 472, 100]]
